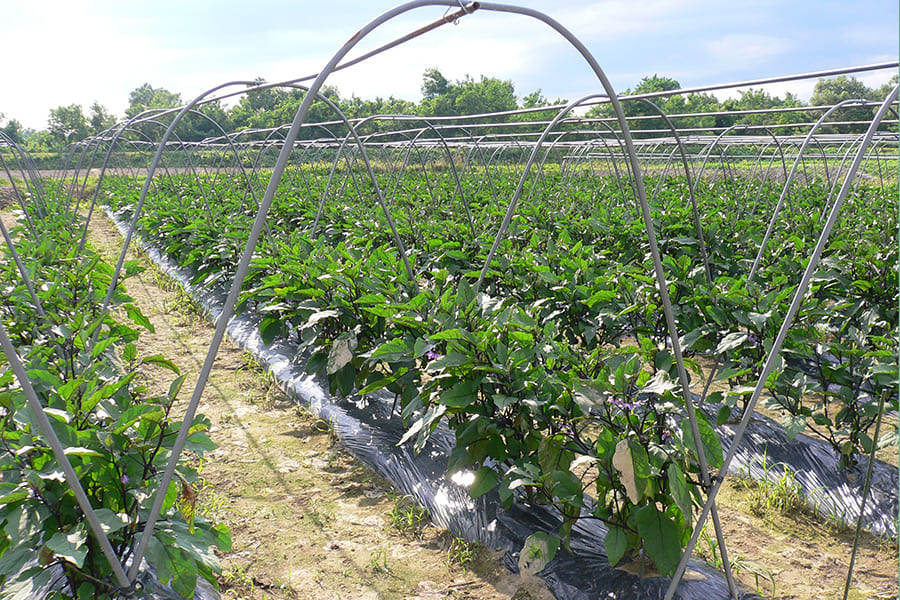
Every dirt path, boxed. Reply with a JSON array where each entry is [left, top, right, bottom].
[[84, 212, 553, 600]]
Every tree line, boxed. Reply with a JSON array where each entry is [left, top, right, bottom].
[[1, 69, 895, 151]]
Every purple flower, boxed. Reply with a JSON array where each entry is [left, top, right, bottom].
[[425, 350, 442, 361], [610, 396, 640, 412], [120, 474, 130, 485]]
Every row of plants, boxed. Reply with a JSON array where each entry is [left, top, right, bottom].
[[99, 164, 898, 575], [0, 188, 229, 599]]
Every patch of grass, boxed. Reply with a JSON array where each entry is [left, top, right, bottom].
[[369, 546, 392, 575], [388, 494, 430, 537], [220, 564, 255, 593], [740, 452, 806, 518], [194, 457, 230, 521], [306, 498, 332, 528], [446, 536, 480, 572]]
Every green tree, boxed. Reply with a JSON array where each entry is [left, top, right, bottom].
[[229, 80, 346, 140], [0, 114, 24, 145], [418, 68, 517, 122], [125, 83, 183, 119], [587, 75, 683, 136], [810, 75, 878, 133], [48, 104, 89, 146], [88, 101, 116, 135], [875, 74, 899, 101]]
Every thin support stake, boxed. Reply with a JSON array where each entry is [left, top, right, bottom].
[[842, 389, 889, 600]]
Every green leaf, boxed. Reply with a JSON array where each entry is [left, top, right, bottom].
[[716, 332, 748, 354], [63, 446, 104, 458], [124, 304, 155, 333], [538, 435, 573, 475], [0, 567, 53, 600], [168, 374, 187, 403], [425, 351, 472, 372], [45, 528, 88, 569], [641, 370, 677, 396], [141, 354, 181, 375], [439, 379, 480, 408], [667, 463, 693, 528], [782, 413, 806, 439], [122, 342, 137, 363], [634, 503, 682, 577], [605, 525, 628, 568], [93, 508, 130, 535], [471, 466, 498, 498], [0, 483, 28, 506], [716, 405, 731, 426], [551, 470, 584, 505], [259, 315, 283, 346], [682, 409, 724, 469], [147, 536, 199, 599], [429, 328, 477, 344], [584, 289, 616, 308], [369, 337, 411, 363], [327, 331, 358, 375], [89, 336, 117, 360], [518, 531, 560, 576], [84, 376, 134, 414], [114, 405, 164, 434]]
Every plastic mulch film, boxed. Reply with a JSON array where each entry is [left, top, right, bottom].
[[24, 561, 219, 600], [104, 206, 896, 600], [714, 410, 898, 539]]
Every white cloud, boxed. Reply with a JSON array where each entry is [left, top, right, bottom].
[[704, 34, 791, 67]]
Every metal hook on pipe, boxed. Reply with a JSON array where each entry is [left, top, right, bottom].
[[444, 1, 479, 24]]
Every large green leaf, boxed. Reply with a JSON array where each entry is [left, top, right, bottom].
[[667, 463, 693, 528], [634, 503, 682, 577], [604, 524, 628, 568], [470, 466, 498, 498], [682, 409, 723, 469], [369, 337, 411, 362], [716, 331, 748, 354], [438, 379, 480, 408], [147, 536, 199, 600], [0, 483, 28, 507], [518, 531, 560, 577], [45, 528, 88, 569], [124, 304, 155, 333]]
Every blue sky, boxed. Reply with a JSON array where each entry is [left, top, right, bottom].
[[2, 0, 897, 130]]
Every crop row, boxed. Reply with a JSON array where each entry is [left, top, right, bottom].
[[0, 189, 229, 598], [100, 166, 898, 575]]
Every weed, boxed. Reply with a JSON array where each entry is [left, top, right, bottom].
[[164, 284, 206, 322], [314, 415, 339, 444], [220, 564, 254, 591], [446, 536, 480, 572], [306, 498, 332, 527], [369, 546, 391, 574], [388, 494, 430, 537], [732, 555, 777, 598], [194, 458, 230, 521], [741, 451, 806, 518]]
